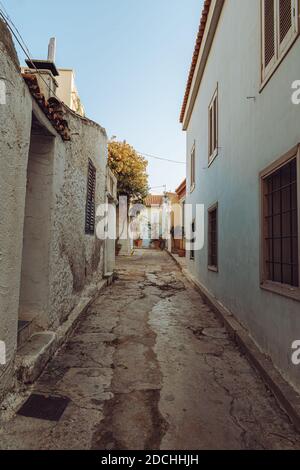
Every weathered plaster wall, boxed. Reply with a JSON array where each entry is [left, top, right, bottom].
[[0, 20, 108, 397], [185, 0, 300, 391], [0, 23, 32, 397], [48, 111, 107, 328]]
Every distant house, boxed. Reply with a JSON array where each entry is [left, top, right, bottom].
[[174, 179, 187, 257], [181, 0, 300, 392], [0, 22, 112, 400], [165, 180, 186, 257], [22, 39, 85, 117], [131, 195, 168, 249], [56, 68, 85, 117]]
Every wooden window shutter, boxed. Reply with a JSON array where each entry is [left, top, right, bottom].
[[213, 96, 218, 152], [263, 0, 276, 73], [209, 107, 212, 158], [208, 87, 218, 163], [278, 0, 298, 56], [208, 205, 218, 269], [192, 147, 195, 186], [279, 0, 293, 42], [191, 145, 195, 188], [85, 160, 96, 235], [190, 148, 193, 186]]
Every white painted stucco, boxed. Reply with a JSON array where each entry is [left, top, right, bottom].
[[105, 168, 117, 274], [0, 22, 32, 391], [19, 133, 55, 327], [184, 0, 300, 391], [56, 69, 85, 116]]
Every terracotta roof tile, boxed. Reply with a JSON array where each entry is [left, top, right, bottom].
[[180, 0, 212, 123], [22, 73, 71, 141], [175, 179, 186, 196], [144, 195, 164, 206]]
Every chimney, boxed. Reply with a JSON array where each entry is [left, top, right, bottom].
[[48, 37, 56, 62], [23, 37, 59, 100]]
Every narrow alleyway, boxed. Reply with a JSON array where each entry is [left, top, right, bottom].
[[1, 250, 300, 450]]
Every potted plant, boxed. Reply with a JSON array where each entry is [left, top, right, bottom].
[[177, 248, 186, 258], [134, 238, 143, 248], [116, 240, 122, 256]]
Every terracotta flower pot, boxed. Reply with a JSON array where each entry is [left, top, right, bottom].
[[153, 240, 160, 249], [178, 249, 186, 258]]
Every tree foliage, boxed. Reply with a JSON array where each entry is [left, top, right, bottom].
[[108, 140, 149, 201]]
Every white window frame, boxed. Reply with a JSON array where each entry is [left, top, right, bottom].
[[261, 0, 299, 86]]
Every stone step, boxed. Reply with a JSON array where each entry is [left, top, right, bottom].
[[14, 276, 113, 387], [17, 320, 34, 349], [16, 332, 56, 384], [103, 272, 115, 285]]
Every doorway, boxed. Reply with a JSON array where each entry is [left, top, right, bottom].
[[18, 113, 55, 337]]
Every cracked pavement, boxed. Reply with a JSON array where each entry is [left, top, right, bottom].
[[0, 250, 300, 450]]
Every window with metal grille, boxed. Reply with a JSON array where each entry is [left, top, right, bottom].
[[280, 0, 293, 43], [262, 0, 298, 82], [263, 158, 299, 287], [208, 87, 218, 164], [190, 219, 195, 260], [264, 0, 275, 68], [85, 160, 96, 235], [208, 205, 218, 270]]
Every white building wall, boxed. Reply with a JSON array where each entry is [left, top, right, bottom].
[[0, 22, 32, 390], [19, 133, 55, 327], [55, 69, 73, 107], [47, 110, 107, 329], [185, 0, 300, 391], [56, 69, 85, 116], [104, 168, 117, 274]]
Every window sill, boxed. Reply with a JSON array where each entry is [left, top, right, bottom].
[[208, 150, 218, 168], [208, 265, 218, 273], [260, 281, 300, 302]]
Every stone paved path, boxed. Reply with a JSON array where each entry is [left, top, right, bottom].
[[0, 250, 300, 450]]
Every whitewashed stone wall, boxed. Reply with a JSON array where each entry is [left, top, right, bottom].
[[0, 20, 108, 398], [0, 21, 32, 394]]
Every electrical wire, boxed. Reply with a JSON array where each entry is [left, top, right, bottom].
[[0, 8, 63, 103], [0, 1, 9, 20], [0, 6, 186, 168], [0, 2, 33, 59], [149, 185, 166, 189], [138, 151, 185, 165]]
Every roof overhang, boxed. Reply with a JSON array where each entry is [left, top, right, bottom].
[[175, 179, 186, 196], [25, 59, 59, 77], [180, 0, 225, 131]]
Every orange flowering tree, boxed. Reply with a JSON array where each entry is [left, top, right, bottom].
[[108, 140, 149, 202]]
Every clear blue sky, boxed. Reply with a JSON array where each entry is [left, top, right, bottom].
[[4, 0, 203, 193]]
